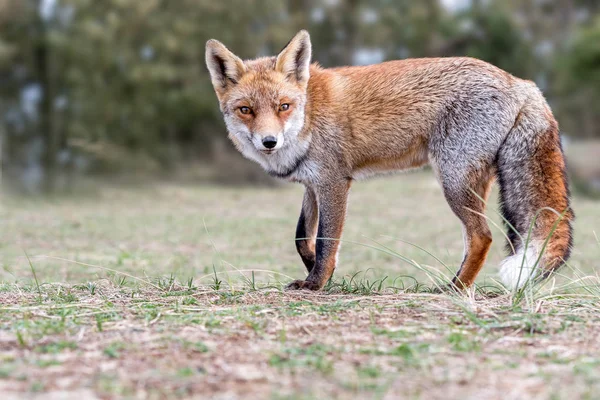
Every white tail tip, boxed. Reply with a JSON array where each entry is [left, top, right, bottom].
[[499, 245, 542, 289]]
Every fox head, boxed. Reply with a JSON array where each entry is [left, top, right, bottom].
[[205, 31, 312, 173]]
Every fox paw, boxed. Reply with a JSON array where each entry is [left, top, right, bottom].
[[432, 282, 463, 294], [285, 280, 321, 291]]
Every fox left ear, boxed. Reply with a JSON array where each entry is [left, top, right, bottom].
[[276, 30, 312, 88]]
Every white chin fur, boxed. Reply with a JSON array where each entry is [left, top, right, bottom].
[[499, 244, 542, 289]]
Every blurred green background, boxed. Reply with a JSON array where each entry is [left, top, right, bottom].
[[0, 0, 599, 193]]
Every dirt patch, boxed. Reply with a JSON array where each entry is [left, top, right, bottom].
[[1, 284, 600, 399]]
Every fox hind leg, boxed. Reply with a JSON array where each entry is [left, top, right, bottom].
[[435, 165, 495, 288]]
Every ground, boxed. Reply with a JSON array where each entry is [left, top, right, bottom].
[[1, 170, 599, 399]]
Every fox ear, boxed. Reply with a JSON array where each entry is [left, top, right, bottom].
[[275, 30, 312, 88], [205, 39, 246, 96]]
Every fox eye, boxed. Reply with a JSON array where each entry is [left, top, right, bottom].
[[279, 103, 290, 112], [239, 106, 252, 115]]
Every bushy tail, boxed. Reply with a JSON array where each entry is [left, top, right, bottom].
[[496, 99, 574, 289]]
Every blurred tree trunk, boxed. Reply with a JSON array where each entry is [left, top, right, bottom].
[[340, 0, 360, 66], [35, 1, 57, 193], [423, 0, 442, 56], [288, 0, 311, 28], [0, 107, 4, 191]]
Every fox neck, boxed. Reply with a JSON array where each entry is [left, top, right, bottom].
[[262, 137, 311, 179]]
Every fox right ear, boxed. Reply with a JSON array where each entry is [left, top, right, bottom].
[[205, 39, 246, 96]]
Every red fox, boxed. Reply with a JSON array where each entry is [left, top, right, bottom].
[[205, 30, 573, 291]]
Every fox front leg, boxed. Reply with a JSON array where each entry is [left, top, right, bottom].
[[295, 187, 318, 273], [287, 180, 351, 291]]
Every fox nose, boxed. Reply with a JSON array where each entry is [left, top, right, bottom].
[[262, 136, 278, 149]]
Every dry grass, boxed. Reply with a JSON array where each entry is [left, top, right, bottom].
[[1, 170, 599, 399]]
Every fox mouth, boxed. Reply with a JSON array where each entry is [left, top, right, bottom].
[[260, 149, 277, 155]]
